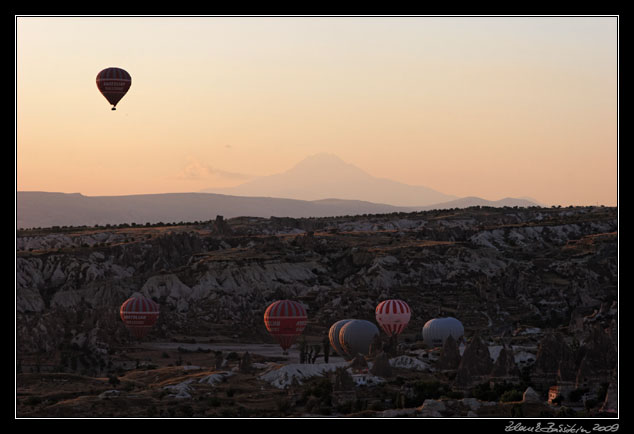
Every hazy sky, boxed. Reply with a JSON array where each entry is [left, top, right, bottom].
[[16, 16, 618, 206]]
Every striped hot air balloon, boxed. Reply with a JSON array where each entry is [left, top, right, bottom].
[[338, 319, 379, 358], [263, 300, 308, 352], [120, 296, 159, 339], [328, 319, 353, 357], [375, 299, 411, 337], [96, 67, 131, 110]]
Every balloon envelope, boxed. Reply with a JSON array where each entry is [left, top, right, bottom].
[[328, 319, 353, 357], [422, 317, 464, 347], [96, 67, 131, 109], [339, 319, 379, 358], [120, 296, 159, 339], [264, 300, 307, 351], [375, 299, 411, 336]]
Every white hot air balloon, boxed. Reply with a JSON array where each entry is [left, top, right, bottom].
[[422, 317, 464, 347]]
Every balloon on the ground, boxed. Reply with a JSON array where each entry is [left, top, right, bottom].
[[264, 300, 308, 351], [422, 317, 464, 347], [120, 296, 159, 339], [375, 299, 411, 336], [328, 319, 353, 356], [338, 319, 380, 358]]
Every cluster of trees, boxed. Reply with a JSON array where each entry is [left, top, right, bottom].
[[298, 336, 331, 364], [19, 219, 221, 234]]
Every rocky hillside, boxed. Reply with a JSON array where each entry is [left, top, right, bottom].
[[16, 206, 617, 364], [16, 207, 618, 415]]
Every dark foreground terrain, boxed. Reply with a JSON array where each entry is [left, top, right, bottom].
[[16, 205, 618, 417]]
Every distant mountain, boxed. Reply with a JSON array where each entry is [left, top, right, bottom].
[[201, 153, 458, 207], [419, 196, 540, 211], [16, 191, 540, 229], [15, 191, 414, 229]]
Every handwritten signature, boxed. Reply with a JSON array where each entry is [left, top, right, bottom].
[[505, 422, 619, 433]]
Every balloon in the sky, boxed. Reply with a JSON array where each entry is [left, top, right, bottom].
[[120, 296, 159, 339], [96, 67, 131, 110], [328, 319, 353, 357], [375, 299, 411, 337], [263, 300, 308, 352], [338, 319, 380, 358]]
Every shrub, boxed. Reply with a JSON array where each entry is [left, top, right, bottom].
[[369, 400, 385, 411], [472, 381, 528, 403], [511, 403, 524, 417], [302, 377, 333, 400], [225, 352, 240, 361], [108, 374, 120, 387], [318, 405, 332, 416], [500, 390, 524, 402], [275, 397, 291, 414], [596, 383, 610, 403], [444, 390, 464, 400], [584, 399, 598, 410], [568, 388, 588, 403], [25, 396, 43, 406], [471, 382, 498, 402], [335, 400, 353, 415], [407, 380, 448, 406], [556, 407, 577, 417], [180, 404, 194, 417]]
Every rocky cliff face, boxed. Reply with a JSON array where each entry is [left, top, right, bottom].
[[16, 206, 617, 379]]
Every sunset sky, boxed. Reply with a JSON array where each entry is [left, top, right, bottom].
[[16, 16, 618, 206]]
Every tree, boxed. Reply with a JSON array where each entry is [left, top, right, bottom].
[[108, 374, 120, 388], [299, 337, 307, 364], [214, 351, 224, 369], [311, 345, 321, 364], [322, 336, 330, 363], [239, 351, 253, 373]]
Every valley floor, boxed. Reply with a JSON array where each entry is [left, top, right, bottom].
[[15, 336, 613, 419]]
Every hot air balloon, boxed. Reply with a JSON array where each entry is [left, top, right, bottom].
[[263, 300, 307, 353], [422, 317, 464, 347], [328, 319, 353, 357], [338, 319, 379, 358], [120, 295, 159, 339], [375, 299, 411, 337], [96, 67, 131, 110]]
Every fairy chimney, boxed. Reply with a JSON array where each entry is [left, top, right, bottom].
[[436, 334, 461, 371], [454, 333, 493, 389], [490, 344, 521, 384]]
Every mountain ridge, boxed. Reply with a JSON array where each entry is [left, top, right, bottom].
[[16, 191, 539, 229]]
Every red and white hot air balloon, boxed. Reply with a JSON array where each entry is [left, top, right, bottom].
[[96, 67, 131, 110], [375, 299, 411, 337], [264, 300, 307, 353], [120, 296, 159, 339]]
